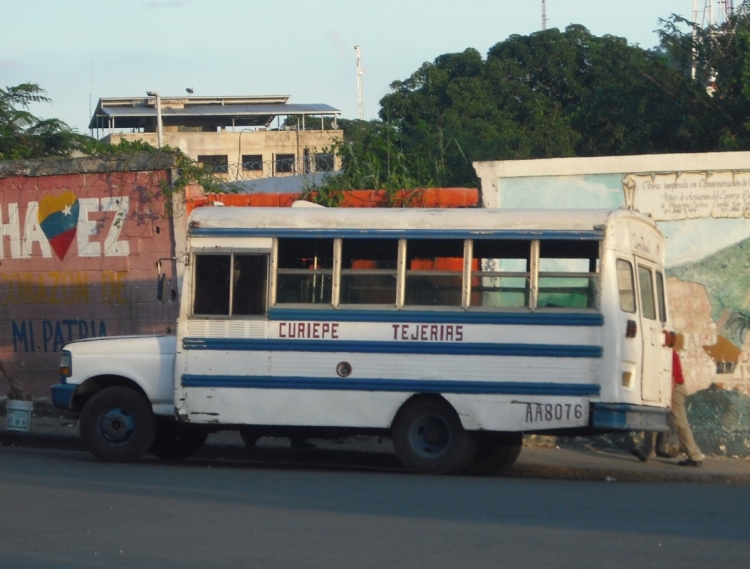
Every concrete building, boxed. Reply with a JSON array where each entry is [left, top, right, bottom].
[[89, 95, 342, 184]]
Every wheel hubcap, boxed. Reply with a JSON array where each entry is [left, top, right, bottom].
[[409, 415, 450, 457], [98, 408, 135, 445]]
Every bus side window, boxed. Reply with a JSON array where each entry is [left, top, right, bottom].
[[193, 254, 231, 316], [404, 239, 464, 307], [637, 265, 657, 320], [232, 255, 269, 316], [616, 259, 636, 313], [537, 241, 599, 309], [276, 238, 334, 305], [340, 239, 398, 305], [470, 240, 531, 308]]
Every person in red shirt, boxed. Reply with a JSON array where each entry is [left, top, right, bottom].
[[670, 349, 704, 466], [631, 346, 704, 466]]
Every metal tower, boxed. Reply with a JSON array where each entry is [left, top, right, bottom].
[[542, 0, 547, 30], [691, 1, 734, 83], [355, 45, 364, 120]]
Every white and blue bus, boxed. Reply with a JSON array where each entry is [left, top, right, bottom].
[[54, 205, 674, 474]]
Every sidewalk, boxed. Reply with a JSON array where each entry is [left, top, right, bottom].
[[2, 399, 749, 483]]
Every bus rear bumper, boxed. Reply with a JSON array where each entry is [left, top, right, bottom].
[[591, 402, 670, 432]]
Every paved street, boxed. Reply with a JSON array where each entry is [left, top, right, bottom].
[[1, 445, 749, 569]]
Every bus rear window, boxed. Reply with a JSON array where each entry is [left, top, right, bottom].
[[617, 259, 636, 313]]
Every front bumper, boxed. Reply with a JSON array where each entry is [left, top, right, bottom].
[[51, 383, 77, 410]]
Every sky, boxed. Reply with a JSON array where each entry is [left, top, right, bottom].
[[1, 1, 709, 134]]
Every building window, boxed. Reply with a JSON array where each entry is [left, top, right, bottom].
[[315, 153, 335, 172], [242, 154, 263, 171], [197, 155, 228, 174], [275, 154, 296, 174]]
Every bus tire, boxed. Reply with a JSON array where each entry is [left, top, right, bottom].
[[149, 418, 208, 460], [392, 397, 477, 475], [464, 433, 523, 476], [79, 386, 156, 462]]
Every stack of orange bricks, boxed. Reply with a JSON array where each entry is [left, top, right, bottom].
[[185, 188, 480, 215]]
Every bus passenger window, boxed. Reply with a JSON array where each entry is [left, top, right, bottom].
[[276, 238, 334, 305], [193, 254, 231, 316], [537, 241, 599, 309], [405, 239, 463, 307], [340, 239, 398, 305], [616, 259, 636, 313], [638, 265, 657, 320], [471, 240, 531, 308], [232, 255, 268, 316]]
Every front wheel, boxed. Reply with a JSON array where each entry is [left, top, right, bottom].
[[79, 386, 156, 462], [392, 397, 477, 475]]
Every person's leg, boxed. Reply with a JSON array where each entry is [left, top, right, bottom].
[[630, 431, 654, 461], [672, 383, 703, 464]]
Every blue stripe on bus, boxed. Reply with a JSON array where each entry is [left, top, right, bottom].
[[189, 228, 604, 240], [181, 338, 602, 358], [267, 308, 604, 326], [180, 375, 601, 396]]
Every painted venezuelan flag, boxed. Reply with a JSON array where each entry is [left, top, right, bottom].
[[38, 192, 80, 260]]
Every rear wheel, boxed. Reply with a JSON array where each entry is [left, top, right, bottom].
[[464, 433, 523, 476], [79, 386, 156, 462], [392, 397, 477, 475], [149, 418, 208, 460]]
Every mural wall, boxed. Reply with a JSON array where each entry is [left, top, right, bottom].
[[475, 152, 750, 397], [0, 156, 181, 395]]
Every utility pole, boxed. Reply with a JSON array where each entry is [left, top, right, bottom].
[[542, 0, 547, 30], [355, 45, 364, 120]]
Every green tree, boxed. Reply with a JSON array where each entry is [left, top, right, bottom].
[[0, 82, 94, 160], [378, 24, 727, 187]]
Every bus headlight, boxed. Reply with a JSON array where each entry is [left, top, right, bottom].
[[60, 350, 72, 379]]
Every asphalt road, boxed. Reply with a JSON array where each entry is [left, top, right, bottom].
[[1, 446, 749, 569]]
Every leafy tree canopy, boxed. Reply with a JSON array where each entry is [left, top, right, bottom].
[[0, 83, 97, 160], [312, 6, 750, 192]]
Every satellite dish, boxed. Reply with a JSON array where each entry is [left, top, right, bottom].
[[186, 88, 194, 94]]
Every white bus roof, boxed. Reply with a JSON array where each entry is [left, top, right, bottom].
[[188, 206, 655, 235]]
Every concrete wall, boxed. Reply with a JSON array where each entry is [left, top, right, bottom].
[[0, 155, 182, 396]]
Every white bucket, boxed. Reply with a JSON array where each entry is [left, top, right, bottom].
[[6, 399, 33, 433]]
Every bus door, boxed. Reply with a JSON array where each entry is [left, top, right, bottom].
[[635, 261, 662, 403]]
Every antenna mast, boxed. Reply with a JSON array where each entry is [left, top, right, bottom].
[[691, 1, 733, 84], [542, 0, 547, 30], [355, 45, 364, 120]]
